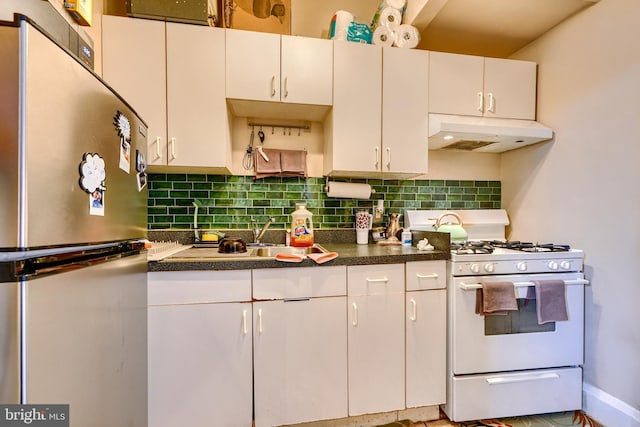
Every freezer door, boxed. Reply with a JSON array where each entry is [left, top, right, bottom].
[[25, 251, 147, 426], [18, 22, 147, 248]]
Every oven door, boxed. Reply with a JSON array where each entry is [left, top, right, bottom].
[[450, 272, 584, 375]]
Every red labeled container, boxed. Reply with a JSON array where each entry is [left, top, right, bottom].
[[290, 203, 314, 247]]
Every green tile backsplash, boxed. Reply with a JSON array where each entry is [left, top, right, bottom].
[[147, 174, 501, 230]]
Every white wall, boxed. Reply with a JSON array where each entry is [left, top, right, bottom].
[[503, 0, 640, 421]]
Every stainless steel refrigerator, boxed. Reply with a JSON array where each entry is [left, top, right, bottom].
[[0, 15, 148, 427]]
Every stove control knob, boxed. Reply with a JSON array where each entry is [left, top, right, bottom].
[[560, 261, 572, 270], [516, 262, 528, 272], [484, 263, 495, 273], [470, 263, 480, 273], [548, 261, 559, 270]]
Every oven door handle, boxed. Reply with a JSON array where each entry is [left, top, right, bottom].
[[459, 279, 589, 290], [486, 372, 560, 385]]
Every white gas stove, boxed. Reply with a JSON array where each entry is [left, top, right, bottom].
[[406, 209, 587, 422]]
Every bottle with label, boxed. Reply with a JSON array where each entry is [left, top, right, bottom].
[[401, 229, 412, 246], [290, 203, 314, 247]]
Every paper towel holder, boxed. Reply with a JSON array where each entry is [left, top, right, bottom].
[[324, 180, 376, 196]]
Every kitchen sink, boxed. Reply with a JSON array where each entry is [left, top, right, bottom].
[[164, 244, 327, 261], [253, 245, 327, 257]]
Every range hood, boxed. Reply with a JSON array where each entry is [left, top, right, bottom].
[[428, 113, 553, 153]]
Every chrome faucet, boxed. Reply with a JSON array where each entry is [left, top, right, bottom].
[[251, 217, 275, 244]]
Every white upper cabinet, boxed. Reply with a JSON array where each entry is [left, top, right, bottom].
[[325, 42, 428, 178], [165, 23, 230, 170], [225, 29, 333, 106], [324, 41, 382, 176], [382, 47, 429, 175], [102, 16, 231, 172], [280, 35, 333, 105], [429, 51, 537, 120], [102, 16, 166, 165]]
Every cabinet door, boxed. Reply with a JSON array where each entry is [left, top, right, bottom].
[[281, 35, 332, 105], [483, 57, 537, 120], [102, 16, 167, 166], [225, 29, 280, 102], [382, 47, 429, 175], [329, 41, 382, 174], [253, 297, 348, 427], [429, 51, 484, 117], [406, 289, 446, 408], [148, 302, 253, 427], [166, 23, 230, 169], [347, 264, 405, 416]]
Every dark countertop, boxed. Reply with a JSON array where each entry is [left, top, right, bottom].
[[147, 229, 451, 272], [147, 243, 449, 272]]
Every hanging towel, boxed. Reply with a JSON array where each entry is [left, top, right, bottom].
[[280, 149, 307, 177], [476, 281, 518, 315], [254, 148, 282, 178], [254, 149, 307, 179], [532, 279, 568, 324]]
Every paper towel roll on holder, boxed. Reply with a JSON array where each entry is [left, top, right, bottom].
[[324, 181, 376, 199]]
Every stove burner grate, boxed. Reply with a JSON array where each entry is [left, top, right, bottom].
[[452, 241, 495, 255], [487, 240, 571, 252]]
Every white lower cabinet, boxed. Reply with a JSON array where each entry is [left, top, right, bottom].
[[405, 261, 447, 408], [253, 266, 348, 427], [347, 264, 405, 416], [147, 261, 447, 426], [147, 271, 253, 427]]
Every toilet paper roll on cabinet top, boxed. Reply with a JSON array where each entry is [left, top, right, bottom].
[[372, 25, 395, 47], [326, 182, 374, 199], [371, 6, 402, 31], [394, 24, 420, 49]]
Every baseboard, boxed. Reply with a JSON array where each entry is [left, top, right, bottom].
[[583, 382, 640, 427]]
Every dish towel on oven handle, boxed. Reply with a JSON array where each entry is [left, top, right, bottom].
[[475, 281, 518, 315], [532, 279, 569, 324]]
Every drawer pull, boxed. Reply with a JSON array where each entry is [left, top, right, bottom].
[[486, 372, 560, 385], [417, 273, 439, 279], [366, 277, 389, 283], [352, 302, 358, 327], [242, 309, 248, 335]]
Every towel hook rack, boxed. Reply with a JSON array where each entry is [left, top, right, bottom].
[[247, 119, 311, 135]]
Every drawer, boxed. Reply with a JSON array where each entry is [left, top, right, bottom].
[[348, 264, 404, 296], [253, 266, 346, 300], [148, 270, 252, 305], [449, 367, 582, 421], [405, 261, 446, 291]]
